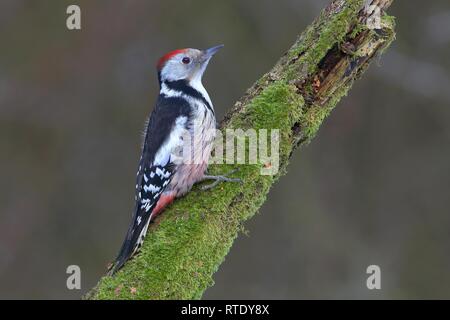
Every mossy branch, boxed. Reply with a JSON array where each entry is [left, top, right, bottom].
[[86, 0, 395, 299]]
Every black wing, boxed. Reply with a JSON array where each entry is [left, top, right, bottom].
[[109, 95, 191, 274]]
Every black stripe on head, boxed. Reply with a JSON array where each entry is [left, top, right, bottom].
[[164, 79, 214, 115]]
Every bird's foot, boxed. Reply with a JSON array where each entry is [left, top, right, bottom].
[[199, 168, 242, 190]]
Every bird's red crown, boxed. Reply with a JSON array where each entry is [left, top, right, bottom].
[[157, 49, 187, 70]]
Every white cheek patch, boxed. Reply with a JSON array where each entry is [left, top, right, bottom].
[[160, 55, 190, 82]]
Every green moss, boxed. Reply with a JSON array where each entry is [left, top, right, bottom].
[[378, 14, 397, 56], [349, 22, 368, 39], [247, 83, 303, 130], [228, 83, 304, 173], [299, 105, 331, 141], [230, 84, 302, 128], [381, 13, 396, 29]]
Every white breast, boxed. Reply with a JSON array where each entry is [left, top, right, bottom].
[[171, 102, 216, 197]]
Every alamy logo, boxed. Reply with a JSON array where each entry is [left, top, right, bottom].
[[366, 265, 381, 290], [174, 128, 280, 175], [66, 265, 81, 290], [66, 5, 81, 30]]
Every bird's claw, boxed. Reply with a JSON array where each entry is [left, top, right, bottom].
[[200, 168, 242, 190]]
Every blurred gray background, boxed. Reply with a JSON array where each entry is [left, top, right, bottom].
[[1, 0, 449, 299]]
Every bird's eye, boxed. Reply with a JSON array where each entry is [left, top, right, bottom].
[[182, 57, 191, 64]]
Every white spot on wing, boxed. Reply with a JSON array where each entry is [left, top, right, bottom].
[[144, 184, 161, 193], [156, 167, 171, 178]]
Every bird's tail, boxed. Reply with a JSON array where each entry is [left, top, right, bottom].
[[108, 207, 153, 275], [108, 193, 175, 275]]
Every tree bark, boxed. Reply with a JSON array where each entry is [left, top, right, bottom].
[[86, 0, 396, 299]]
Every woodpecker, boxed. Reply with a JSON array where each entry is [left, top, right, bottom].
[[109, 45, 230, 274]]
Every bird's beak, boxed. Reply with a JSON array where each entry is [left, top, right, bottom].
[[202, 44, 224, 60]]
